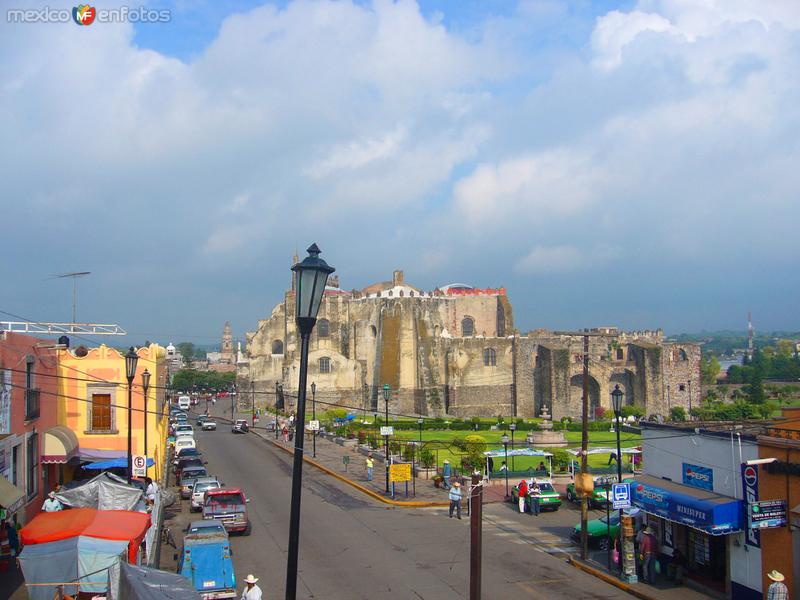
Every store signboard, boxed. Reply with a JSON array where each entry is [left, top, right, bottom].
[[682, 463, 713, 491], [380, 426, 394, 436], [749, 500, 787, 529], [741, 464, 761, 548], [0, 369, 11, 434]]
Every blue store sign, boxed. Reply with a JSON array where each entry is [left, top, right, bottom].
[[631, 477, 743, 535], [682, 463, 713, 490]]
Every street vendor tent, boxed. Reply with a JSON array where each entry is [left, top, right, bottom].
[[108, 562, 202, 600], [56, 472, 144, 511], [566, 447, 641, 455]]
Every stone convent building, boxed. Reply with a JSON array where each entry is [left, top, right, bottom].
[[239, 267, 700, 419]]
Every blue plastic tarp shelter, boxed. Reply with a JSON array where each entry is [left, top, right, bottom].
[[631, 475, 743, 535], [85, 457, 155, 470]]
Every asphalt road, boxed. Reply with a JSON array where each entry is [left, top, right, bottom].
[[179, 422, 630, 600]]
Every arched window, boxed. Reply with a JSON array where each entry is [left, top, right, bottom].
[[317, 319, 330, 338], [483, 348, 497, 367], [271, 340, 284, 355], [461, 316, 475, 337], [616, 348, 624, 360], [319, 357, 331, 374], [677, 348, 688, 361]]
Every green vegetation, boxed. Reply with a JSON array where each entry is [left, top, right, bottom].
[[727, 346, 800, 384], [171, 368, 235, 392], [700, 354, 721, 384]]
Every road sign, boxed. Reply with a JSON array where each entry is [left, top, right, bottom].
[[749, 500, 787, 529], [132, 455, 147, 477], [612, 482, 631, 509], [308, 420, 320, 431], [389, 463, 411, 482], [380, 426, 394, 436]]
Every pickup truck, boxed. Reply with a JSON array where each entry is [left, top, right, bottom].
[[178, 520, 236, 599], [203, 487, 250, 535]]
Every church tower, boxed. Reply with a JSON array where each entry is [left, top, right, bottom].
[[221, 321, 234, 364]]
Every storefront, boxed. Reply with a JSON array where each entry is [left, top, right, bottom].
[[632, 474, 743, 594]]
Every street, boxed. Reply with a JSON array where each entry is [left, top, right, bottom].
[[172, 422, 631, 600]]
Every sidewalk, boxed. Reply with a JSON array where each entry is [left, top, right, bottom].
[[569, 556, 722, 600]]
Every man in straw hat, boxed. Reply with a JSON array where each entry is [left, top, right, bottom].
[[241, 574, 262, 600], [448, 481, 463, 519], [767, 570, 788, 600]]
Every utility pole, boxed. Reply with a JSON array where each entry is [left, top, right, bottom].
[[469, 472, 483, 600], [251, 380, 255, 427], [580, 332, 590, 560]]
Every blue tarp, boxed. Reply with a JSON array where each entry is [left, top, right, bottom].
[[484, 448, 553, 457], [85, 457, 156, 470], [631, 475, 743, 535], [19, 536, 128, 600]]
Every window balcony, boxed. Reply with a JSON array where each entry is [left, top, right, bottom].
[[25, 388, 40, 420]]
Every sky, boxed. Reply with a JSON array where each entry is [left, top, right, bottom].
[[1, 0, 799, 346]]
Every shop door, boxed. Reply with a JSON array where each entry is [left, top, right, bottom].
[[687, 529, 726, 591]]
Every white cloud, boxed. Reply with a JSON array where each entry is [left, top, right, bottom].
[[591, 10, 674, 70], [515, 243, 621, 274]]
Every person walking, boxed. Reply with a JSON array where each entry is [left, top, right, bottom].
[[639, 526, 657, 583], [441, 459, 451, 489], [42, 491, 63, 512], [282, 424, 289, 443], [448, 482, 462, 519], [767, 570, 789, 600], [145, 477, 157, 506], [366, 454, 374, 481], [241, 574, 262, 600], [517, 479, 528, 513]]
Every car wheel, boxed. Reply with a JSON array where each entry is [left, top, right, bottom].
[[598, 537, 610, 551], [566, 489, 575, 502]]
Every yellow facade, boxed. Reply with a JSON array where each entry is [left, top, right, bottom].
[[57, 344, 169, 482]]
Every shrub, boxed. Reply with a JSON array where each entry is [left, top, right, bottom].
[[451, 436, 467, 452], [357, 430, 367, 445], [463, 434, 487, 456], [546, 448, 570, 471], [420, 448, 435, 468], [402, 444, 416, 461], [389, 441, 401, 455], [620, 405, 645, 419], [670, 406, 686, 422], [368, 435, 379, 450], [595, 406, 607, 419]]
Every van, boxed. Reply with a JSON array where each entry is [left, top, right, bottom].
[[175, 437, 196, 453], [178, 395, 191, 410]]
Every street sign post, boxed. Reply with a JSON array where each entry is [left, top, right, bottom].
[[380, 426, 394, 437], [308, 420, 320, 431], [132, 455, 147, 478], [612, 482, 631, 509], [389, 463, 412, 482]]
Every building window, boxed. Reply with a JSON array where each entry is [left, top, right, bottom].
[[319, 357, 331, 374], [461, 316, 475, 337], [318, 319, 330, 338], [26, 432, 38, 500], [677, 348, 688, 361], [679, 384, 686, 392], [484, 348, 497, 367], [90, 393, 113, 431], [616, 348, 624, 360], [271, 339, 284, 355], [497, 305, 505, 336]]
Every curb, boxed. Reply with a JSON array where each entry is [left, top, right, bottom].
[[567, 557, 655, 600], [252, 430, 449, 508]]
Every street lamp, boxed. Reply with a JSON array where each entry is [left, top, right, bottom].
[[124, 347, 138, 485], [141, 368, 151, 476], [501, 433, 509, 498], [509, 422, 517, 471], [611, 384, 625, 576], [417, 418, 424, 444], [383, 384, 391, 494], [285, 243, 335, 600], [311, 382, 317, 459]]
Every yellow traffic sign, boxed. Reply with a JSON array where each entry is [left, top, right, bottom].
[[389, 463, 411, 482]]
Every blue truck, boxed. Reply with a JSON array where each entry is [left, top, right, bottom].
[[178, 520, 236, 599]]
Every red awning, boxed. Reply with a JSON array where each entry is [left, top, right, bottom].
[[20, 508, 151, 562]]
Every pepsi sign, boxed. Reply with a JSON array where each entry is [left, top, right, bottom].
[[741, 464, 760, 548], [682, 463, 713, 491]]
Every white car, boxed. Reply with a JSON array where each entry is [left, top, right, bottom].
[[174, 437, 196, 453], [174, 424, 194, 437], [190, 477, 221, 512], [201, 420, 217, 431]]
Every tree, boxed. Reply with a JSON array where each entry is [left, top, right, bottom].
[[747, 368, 765, 404], [777, 339, 795, 357], [176, 342, 195, 365], [700, 354, 721, 385]]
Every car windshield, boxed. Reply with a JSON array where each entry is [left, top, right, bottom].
[[600, 514, 621, 526], [537, 482, 555, 492], [194, 481, 220, 493], [207, 493, 245, 506], [178, 449, 201, 458], [188, 523, 225, 535]]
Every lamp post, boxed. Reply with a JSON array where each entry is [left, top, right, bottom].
[[509, 422, 517, 471], [141, 368, 150, 475], [275, 382, 280, 439], [501, 433, 509, 499], [311, 382, 317, 459], [688, 378, 693, 416], [417, 418, 424, 444], [285, 244, 335, 600], [124, 347, 138, 485], [383, 384, 391, 495], [611, 384, 625, 576]]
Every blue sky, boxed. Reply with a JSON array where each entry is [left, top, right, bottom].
[[1, 0, 799, 345]]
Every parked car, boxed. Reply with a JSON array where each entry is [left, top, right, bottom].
[[196, 415, 209, 426], [175, 424, 195, 437], [179, 520, 236, 599], [174, 447, 203, 468], [231, 420, 249, 434], [571, 512, 620, 550], [203, 488, 250, 535], [565, 476, 633, 508], [176, 457, 207, 479], [175, 437, 196, 453], [201, 419, 217, 431], [511, 479, 562, 512], [179, 466, 209, 499], [191, 478, 222, 512]]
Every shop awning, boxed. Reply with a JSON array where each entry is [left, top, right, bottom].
[[631, 475, 743, 535], [43, 426, 79, 464], [0, 474, 25, 513]]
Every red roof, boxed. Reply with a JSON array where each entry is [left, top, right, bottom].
[[21, 508, 151, 559]]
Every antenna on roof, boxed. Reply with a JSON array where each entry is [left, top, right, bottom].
[[49, 271, 91, 329]]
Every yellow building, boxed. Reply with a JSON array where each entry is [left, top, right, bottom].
[[57, 344, 169, 482]]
